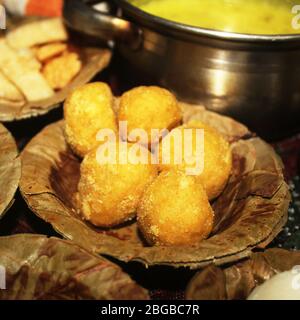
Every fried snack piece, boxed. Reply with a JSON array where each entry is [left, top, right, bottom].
[[0, 39, 54, 101], [43, 52, 82, 90], [158, 122, 232, 200], [6, 18, 68, 49], [64, 82, 118, 157], [17, 48, 41, 71], [35, 42, 67, 62], [118, 86, 182, 145], [0, 71, 24, 102], [137, 170, 214, 246], [78, 142, 158, 227]]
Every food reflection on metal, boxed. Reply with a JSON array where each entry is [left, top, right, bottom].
[[0, 5, 5, 30], [210, 69, 229, 99], [63, 0, 142, 49]]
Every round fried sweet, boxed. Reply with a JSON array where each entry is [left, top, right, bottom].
[[78, 141, 158, 227], [118, 86, 182, 145], [137, 170, 214, 246], [158, 122, 232, 200], [64, 82, 117, 157]]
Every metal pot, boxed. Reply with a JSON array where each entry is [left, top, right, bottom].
[[64, 0, 300, 138]]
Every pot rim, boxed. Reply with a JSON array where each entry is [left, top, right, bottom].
[[118, 0, 300, 43]]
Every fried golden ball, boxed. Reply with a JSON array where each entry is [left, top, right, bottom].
[[137, 170, 214, 246], [118, 86, 182, 145], [64, 82, 117, 157], [158, 122, 232, 200], [78, 141, 158, 227]]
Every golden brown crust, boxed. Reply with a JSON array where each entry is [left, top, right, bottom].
[[78, 142, 158, 227], [64, 82, 117, 157], [43, 52, 82, 90], [118, 86, 182, 145], [158, 121, 232, 200], [35, 42, 67, 62], [137, 170, 214, 246]]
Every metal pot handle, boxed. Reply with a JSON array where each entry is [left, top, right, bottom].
[[63, 0, 141, 48]]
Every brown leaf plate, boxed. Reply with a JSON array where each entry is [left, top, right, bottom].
[[0, 18, 111, 121], [0, 123, 21, 218], [19, 103, 291, 269], [186, 248, 300, 300], [0, 234, 149, 300]]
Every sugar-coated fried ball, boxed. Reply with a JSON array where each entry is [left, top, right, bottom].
[[158, 122, 232, 200], [64, 82, 117, 157], [78, 141, 158, 227], [137, 170, 214, 246], [118, 86, 182, 145]]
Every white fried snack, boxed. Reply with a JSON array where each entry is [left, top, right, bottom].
[[16, 48, 41, 71], [0, 39, 54, 101], [0, 71, 24, 102], [6, 18, 68, 49]]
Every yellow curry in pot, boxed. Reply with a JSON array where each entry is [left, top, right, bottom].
[[131, 0, 299, 35]]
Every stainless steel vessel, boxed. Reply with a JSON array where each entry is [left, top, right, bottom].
[[64, 0, 300, 138]]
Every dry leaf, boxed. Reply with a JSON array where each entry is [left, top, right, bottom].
[[0, 123, 21, 219], [186, 248, 300, 300], [20, 103, 290, 268], [0, 234, 149, 300]]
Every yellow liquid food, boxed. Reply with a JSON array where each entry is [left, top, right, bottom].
[[131, 0, 299, 35]]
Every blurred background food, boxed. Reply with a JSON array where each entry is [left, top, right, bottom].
[[0, 18, 81, 104], [0, 9, 111, 121], [2, 0, 63, 17]]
